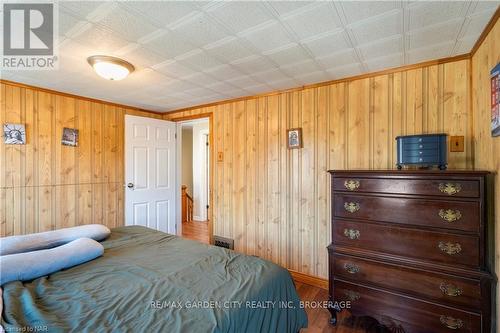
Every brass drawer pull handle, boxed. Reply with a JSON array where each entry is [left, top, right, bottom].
[[440, 282, 463, 297], [344, 263, 360, 274], [344, 202, 360, 213], [344, 290, 360, 301], [438, 241, 462, 255], [344, 229, 360, 240], [438, 183, 462, 195], [439, 209, 462, 223], [439, 315, 464, 330], [344, 180, 360, 191]]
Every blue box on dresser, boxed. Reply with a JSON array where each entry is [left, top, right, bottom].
[[396, 133, 447, 170]]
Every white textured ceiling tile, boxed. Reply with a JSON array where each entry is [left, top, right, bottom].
[[408, 19, 462, 50], [407, 42, 455, 63], [177, 50, 223, 72], [182, 72, 218, 86], [59, 1, 105, 19], [295, 71, 329, 85], [206, 81, 240, 92], [264, 43, 312, 66], [154, 61, 199, 79], [408, 1, 468, 31], [162, 79, 200, 92], [95, 3, 161, 41], [244, 84, 273, 94], [341, 1, 400, 24], [172, 12, 229, 48], [231, 55, 277, 74], [283, 3, 342, 41], [167, 89, 195, 98], [58, 39, 94, 59], [71, 25, 130, 53], [144, 31, 198, 59], [350, 10, 403, 45], [267, 1, 316, 17], [251, 68, 290, 82], [227, 76, 262, 89], [455, 36, 477, 55], [461, 11, 496, 39], [59, 9, 83, 37], [358, 35, 403, 60], [364, 53, 403, 72], [205, 38, 255, 63], [267, 78, 300, 90], [325, 63, 363, 79], [207, 2, 274, 34], [242, 21, 294, 53], [204, 65, 244, 80], [301, 31, 351, 58], [315, 49, 358, 70], [122, 2, 197, 28], [280, 59, 321, 77], [183, 87, 218, 97], [470, 1, 500, 15], [120, 47, 165, 69]]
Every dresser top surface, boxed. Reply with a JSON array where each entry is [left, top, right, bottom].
[[328, 169, 490, 176]]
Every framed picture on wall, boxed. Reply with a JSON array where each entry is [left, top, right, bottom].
[[287, 128, 303, 149], [491, 62, 500, 137], [61, 127, 79, 146], [3, 123, 26, 144]]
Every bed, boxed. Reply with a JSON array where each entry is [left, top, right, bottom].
[[1, 226, 308, 332]]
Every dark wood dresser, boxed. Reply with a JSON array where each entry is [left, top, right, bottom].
[[327, 170, 494, 333]]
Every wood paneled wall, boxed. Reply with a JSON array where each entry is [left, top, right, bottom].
[[0, 82, 161, 236], [471, 17, 500, 321], [165, 59, 473, 279]]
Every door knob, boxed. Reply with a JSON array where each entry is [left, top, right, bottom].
[[127, 183, 134, 189]]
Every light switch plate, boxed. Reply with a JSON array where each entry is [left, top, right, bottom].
[[450, 136, 464, 152]]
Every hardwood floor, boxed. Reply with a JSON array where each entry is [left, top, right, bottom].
[[296, 282, 389, 333], [181, 220, 209, 244], [181, 223, 385, 332]]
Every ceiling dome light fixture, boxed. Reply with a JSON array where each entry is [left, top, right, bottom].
[[87, 55, 135, 81]]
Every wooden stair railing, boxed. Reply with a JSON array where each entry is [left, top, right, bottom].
[[182, 185, 194, 223]]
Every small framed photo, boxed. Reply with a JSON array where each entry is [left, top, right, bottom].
[[287, 128, 303, 149], [61, 127, 79, 147], [3, 123, 26, 145]]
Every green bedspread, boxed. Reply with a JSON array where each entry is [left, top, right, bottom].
[[2, 226, 308, 333]]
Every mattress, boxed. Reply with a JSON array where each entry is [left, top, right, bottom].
[[1, 226, 308, 333]]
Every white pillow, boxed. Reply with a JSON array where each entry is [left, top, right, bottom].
[[0, 224, 110, 256], [0, 238, 104, 285]]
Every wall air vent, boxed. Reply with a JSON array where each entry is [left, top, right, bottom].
[[213, 236, 234, 250]]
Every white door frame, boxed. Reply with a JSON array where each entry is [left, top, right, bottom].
[[175, 116, 213, 242]]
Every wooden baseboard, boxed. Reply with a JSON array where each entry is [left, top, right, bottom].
[[288, 269, 328, 290]]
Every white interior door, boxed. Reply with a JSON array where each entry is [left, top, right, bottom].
[[125, 115, 177, 233]]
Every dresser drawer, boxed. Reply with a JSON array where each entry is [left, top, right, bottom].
[[332, 253, 481, 308], [333, 280, 481, 333], [333, 177, 480, 198], [333, 219, 480, 268], [334, 194, 480, 233], [400, 136, 440, 144], [403, 149, 439, 157]]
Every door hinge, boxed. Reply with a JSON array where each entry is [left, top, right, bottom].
[[175, 133, 177, 139], [206, 205, 209, 209]]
